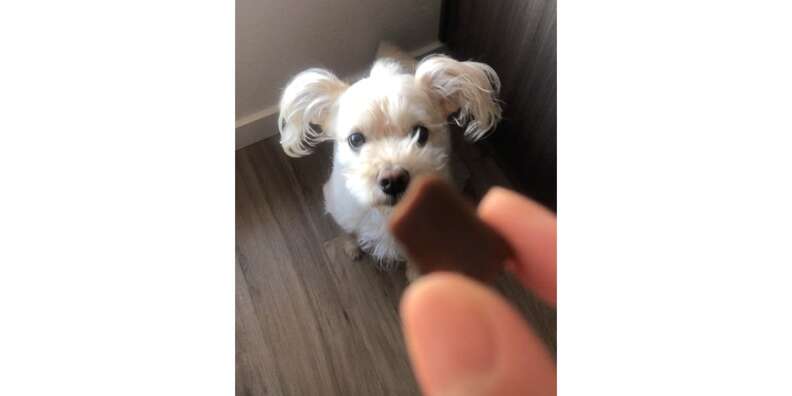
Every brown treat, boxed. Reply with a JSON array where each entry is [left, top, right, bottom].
[[388, 176, 513, 282]]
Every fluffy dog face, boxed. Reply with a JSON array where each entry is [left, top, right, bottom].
[[334, 73, 450, 207], [278, 54, 501, 209]]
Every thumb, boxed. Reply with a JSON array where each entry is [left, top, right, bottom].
[[400, 273, 556, 396]]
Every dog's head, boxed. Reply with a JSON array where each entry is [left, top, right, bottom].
[[278, 55, 501, 208]]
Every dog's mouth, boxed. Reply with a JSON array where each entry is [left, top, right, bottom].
[[376, 194, 404, 208], [386, 194, 403, 206]]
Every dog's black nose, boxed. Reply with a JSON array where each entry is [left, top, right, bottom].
[[379, 168, 410, 196]]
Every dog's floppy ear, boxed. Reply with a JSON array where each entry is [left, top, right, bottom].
[[278, 68, 348, 157], [415, 55, 502, 141]]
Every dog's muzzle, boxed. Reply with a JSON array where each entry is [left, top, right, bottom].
[[378, 167, 410, 204]]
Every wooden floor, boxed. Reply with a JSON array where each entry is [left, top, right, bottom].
[[236, 134, 556, 396]]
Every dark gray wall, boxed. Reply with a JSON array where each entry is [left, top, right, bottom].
[[442, 0, 557, 210]]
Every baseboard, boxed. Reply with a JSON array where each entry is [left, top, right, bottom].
[[235, 40, 445, 150]]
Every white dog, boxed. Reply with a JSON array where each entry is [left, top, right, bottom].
[[278, 44, 501, 280]]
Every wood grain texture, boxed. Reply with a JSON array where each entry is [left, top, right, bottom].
[[236, 135, 555, 395], [443, 0, 557, 210]]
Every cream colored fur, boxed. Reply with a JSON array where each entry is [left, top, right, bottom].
[[278, 43, 502, 270]]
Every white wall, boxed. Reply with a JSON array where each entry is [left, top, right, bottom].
[[236, 0, 442, 148]]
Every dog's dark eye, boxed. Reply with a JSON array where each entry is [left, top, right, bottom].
[[412, 125, 429, 146], [348, 132, 366, 149]]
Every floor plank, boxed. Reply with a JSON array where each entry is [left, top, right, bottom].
[[236, 135, 555, 395], [236, 153, 343, 395]]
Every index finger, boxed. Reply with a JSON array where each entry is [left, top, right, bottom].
[[478, 187, 556, 306]]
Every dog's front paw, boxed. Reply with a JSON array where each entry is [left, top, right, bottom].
[[342, 238, 364, 261]]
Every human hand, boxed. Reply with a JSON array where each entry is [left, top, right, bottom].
[[400, 187, 557, 396]]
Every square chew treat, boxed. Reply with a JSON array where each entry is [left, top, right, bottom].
[[388, 176, 513, 282]]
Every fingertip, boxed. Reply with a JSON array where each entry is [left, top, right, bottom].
[[476, 187, 557, 306], [401, 272, 451, 308], [399, 272, 556, 396], [400, 272, 488, 317], [400, 273, 498, 395], [477, 186, 513, 218], [400, 272, 487, 332], [478, 186, 553, 221], [399, 272, 441, 323]]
